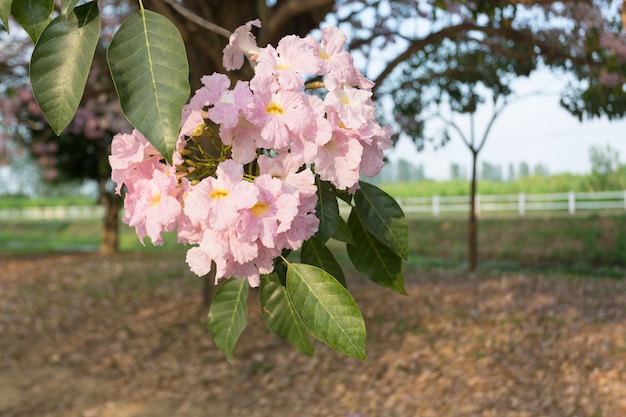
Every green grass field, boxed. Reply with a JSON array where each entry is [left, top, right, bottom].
[[0, 220, 185, 253], [0, 196, 96, 208], [406, 213, 626, 276], [2, 212, 626, 276]]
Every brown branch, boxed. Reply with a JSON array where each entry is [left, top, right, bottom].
[[372, 20, 595, 96], [159, 0, 231, 39], [372, 22, 483, 93]]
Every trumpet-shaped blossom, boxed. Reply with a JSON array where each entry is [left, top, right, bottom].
[[109, 129, 161, 194], [314, 128, 363, 190], [123, 165, 181, 245], [223, 19, 262, 71], [324, 77, 375, 130], [247, 87, 312, 151], [183, 160, 258, 231], [253, 35, 320, 92]]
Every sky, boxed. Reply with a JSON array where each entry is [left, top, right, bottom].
[[384, 69, 626, 180]]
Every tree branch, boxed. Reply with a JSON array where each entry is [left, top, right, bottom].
[[434, 112, 472, 150], [159, 0, 232, 39], [476, 96, 507, 154], [372, 22, 483, 94]]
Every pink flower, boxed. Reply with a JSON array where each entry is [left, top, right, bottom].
[[307, 27, 374, 88], [359, 124, 393, 178], [183, 160, 258, 231], [110, 22, 395, 288], [186, 229, 257, 282], [247, 86, 312, 151], [231, 245, 281, 287], [258, 153, 317, 198], [288, 95, 331, 165], [109, 130, 162, 194], [220, 115, 261, 164], [324, 76, 375, 129], [123, 166, 181, 245], [209, 80, 253, 129], [186, 74, 253, 130], [175, 178, 203, 245], [253, 35, 319, 91], [223, 19, 262, 71], [109, 130, 148, 170], [186, 228, 233, 278], [238, 174, 299, 248], [314, 130, 363, 190]]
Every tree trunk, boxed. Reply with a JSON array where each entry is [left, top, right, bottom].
[[202, 267, 217, 308], [468, 149, 478, 272], [99, 177, 121, 255]]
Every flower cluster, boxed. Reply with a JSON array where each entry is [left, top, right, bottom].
[[109, 21, 391, 286]]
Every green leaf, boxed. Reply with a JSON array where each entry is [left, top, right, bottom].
[[60, 0, 80, 16], [29, 1, 100, 135], [11, 0, 53, 42], [301, 237, 346, 287], [260, 274, 314, 356], [286, 263, 365, 360], [207, 278, 249, 361], [347, 209, 406, 295], [335, 187, 353, 205], [332, 216, 354, 245], [0, 0, 12, 31], [315, 177, 339, 243], [107, 9, 190, 163], [355, 181, 409, 260]]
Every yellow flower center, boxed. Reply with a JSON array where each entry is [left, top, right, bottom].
[[210, 189, 229, 199], [339, 91, 350, 105], [266, 103, 285, 115], [276, 59, 292, 70], [150, 194, 161, 206], [251, 201, 271, 217]]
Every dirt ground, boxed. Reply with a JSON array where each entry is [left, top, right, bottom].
[[1, 252, 626, 417]]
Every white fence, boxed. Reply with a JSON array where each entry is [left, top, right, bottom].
[[0, 205, 104, 220], [1, 191, 626, 220], [398, 190, 626, 216]]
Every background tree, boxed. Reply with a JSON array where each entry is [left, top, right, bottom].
[[533, 163, 550, 177], [0, 17, 129, 254], [450, 163, 467, 181], [368, 0, 626, 270], [424, 90, 512, 271], [587, 143, 626, 190], [481, 161, 504, 182], [519, 161, 531, 178], [507, 162, 517, 182]]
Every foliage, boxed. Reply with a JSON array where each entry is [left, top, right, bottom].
[[358, 0, 626, 149]]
